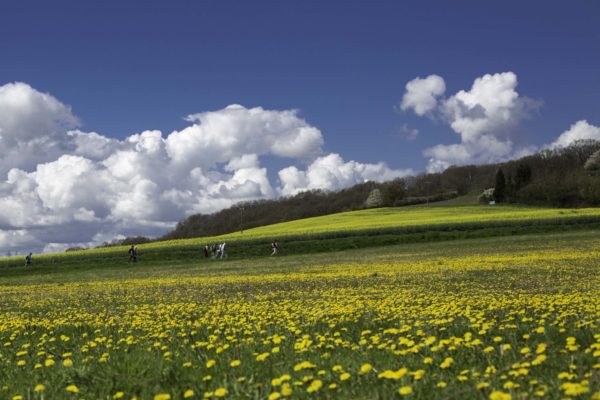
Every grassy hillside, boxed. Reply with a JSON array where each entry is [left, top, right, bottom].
[[2, 204, 600, 269], [196, 204, 600, 242]]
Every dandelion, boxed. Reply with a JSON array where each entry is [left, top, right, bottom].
[[306, 380, 322, 393], [489, 391, 511, 400], [281, 383, 293, 396], [63, 359, 73, 367], [34, 384, 45, 392], [359, 363, 373, 374], [214, 388, 228, 397], [561, 382, 589, 396], [256, 352, 270, 361], [440, 357, 453, 369], [399, 386, 413, 395], [113, 392, 124, 399], [230, 360, 241, 367], [154, 394, 171, 400], [184, 389, 194, 398], [536, 343, 547, 354], [294, 361, 316, 371], [65, 385, 79, 394]]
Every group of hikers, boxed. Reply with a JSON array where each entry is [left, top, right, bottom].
[[203, 243, 227, 259], [21, 239, 280, 267]]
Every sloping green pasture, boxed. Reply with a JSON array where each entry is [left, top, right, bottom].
[[2, 204, 600, 271]]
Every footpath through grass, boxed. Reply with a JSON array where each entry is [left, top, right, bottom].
[[0, 231, 599, 399]]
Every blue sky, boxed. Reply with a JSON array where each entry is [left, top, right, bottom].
[[0, 1, 599, 253], [2, 0, 598, 170]]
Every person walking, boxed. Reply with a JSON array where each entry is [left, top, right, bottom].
[[271, 240, 279, 256], [128, 245, 137, 263], [25, 252, 32, 266], [220, 242, 227, 259]]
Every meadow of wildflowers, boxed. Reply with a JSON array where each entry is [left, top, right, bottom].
[[0, 229, 599, 399]]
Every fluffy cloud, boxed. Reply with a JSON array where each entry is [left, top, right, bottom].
[[548, 120, 600, 149], [400, 75, 446, 116], [401, 72, 539, 172], [0, 82, 409, 255], [165, 104, 323, 171], [278, 153, 413, 196], [0, 82, 80, 175]]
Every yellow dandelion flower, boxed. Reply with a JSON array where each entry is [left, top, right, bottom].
[[306, 380, 322, 393], [399, 386, 413, 395], [440, 357, 453, 369], [256, 352, 270, 361], [214, 388, 228, 397], [489, 390, 511, 400], [281, 383, 293, 396], [184, 389, 194, 398], [561, 382, 589, 396], [294, 361, 316, 371], [65, 385, 79, 394], [359, 363, 373, 374]]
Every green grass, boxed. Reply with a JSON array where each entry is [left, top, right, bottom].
[[0, 230, 598, 399], [0, 201, 599, 399], [2, 203, 600, 270]]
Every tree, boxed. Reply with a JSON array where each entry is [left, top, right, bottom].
[[493, 168, 506, 203], [514, 163, 532, 190], [380, 179, 406, 206], [584, 150, 600, 175], [365, 189, 383, 208]]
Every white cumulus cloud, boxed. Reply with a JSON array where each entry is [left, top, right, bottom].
[[0, 82, 80, 175], [0, 82, 410, 255], [401, 72, 540, 172], [548, 120, 600, 149], [278, 153, 413, 196], [400, 74, 446, 116]]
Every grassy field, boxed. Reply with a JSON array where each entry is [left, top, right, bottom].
[[155, 204, 600, 245], [0, 226, 599, 399], [3, 204, 600, 269]]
